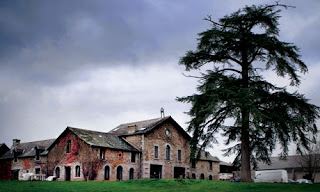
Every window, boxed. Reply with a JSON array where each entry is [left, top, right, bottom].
[[66, 140, 71, 153], [75, 165, 80, 177], [35, 168, 41, 174], [35, 148, 40, 160], [104, 166, 110, 180], [209, 162, 212, 170], [13, 151, 18, 162], [129, 168, 134, 180], [178, 150, 182, 161], [55, 167, 60, 178], [154, 146, 158, 159], [100, 149, 105, 160], [191, 159, 196, 168], [131, 152, 136, 163], [165, 145, 170, 160]]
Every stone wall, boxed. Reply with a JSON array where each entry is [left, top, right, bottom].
[[47, 130, 140, 181]]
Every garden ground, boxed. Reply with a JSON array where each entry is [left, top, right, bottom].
[[0, 179, 319, 192]]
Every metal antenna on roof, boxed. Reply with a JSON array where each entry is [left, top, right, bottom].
[[160, 107, 165, 118]]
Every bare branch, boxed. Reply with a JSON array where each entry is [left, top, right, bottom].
[[182, 72, 202, 79]]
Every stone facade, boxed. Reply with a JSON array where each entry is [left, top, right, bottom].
[[0, 116, 220, 181]]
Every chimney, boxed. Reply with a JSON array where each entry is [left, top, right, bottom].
[[127, 125, 138, 134], [13, 139, 20, 147], [160, 107, 165, 118]]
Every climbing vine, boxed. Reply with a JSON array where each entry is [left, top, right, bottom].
[[58, 132, 81, 165], [22, 159, 31, 170], [111, 151, 124, 168]]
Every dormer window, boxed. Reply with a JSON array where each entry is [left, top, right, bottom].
[[35, 148, 40, 161], [66, 140, 71, 153], [13, 151, 18, 162]]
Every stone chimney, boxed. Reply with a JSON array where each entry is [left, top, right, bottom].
[[127, 125, 138, 134], [12, 139, 20, 147]]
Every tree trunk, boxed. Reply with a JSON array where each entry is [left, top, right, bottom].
[[241, 130, 251, 182], [240, 44, 252, 182]]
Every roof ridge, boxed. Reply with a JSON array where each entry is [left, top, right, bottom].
[[116, 116, 169, 127], [18, 138, 56, 145], [68, 126, 111, 135]]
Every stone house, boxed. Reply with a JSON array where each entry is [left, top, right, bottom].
[[46, 127, 139, 181], [0, 116, 220, 181], [109, 116, 220, 180], [0, 139, 55, 180]]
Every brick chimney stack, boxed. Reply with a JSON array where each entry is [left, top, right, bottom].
[[12, 139, 20, 147]]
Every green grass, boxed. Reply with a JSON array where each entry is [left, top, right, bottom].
[[0, 179, 319, 192]]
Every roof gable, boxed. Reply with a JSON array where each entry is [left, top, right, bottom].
[[109, 116, 191, 140]]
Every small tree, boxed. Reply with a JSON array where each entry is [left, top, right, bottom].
[[178, 3, 319, 182]]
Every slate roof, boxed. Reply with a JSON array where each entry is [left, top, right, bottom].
[[199, 151, 220, 162], [67, 127, 139, 152], [109, 116, 191, 139], [0, 139, 55, 160], [256, 155, 320, 170], [220, 161, 233, 166]]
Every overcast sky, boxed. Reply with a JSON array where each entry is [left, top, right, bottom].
[[1, 0, 320, 162]]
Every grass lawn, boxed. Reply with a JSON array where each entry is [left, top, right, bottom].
[[0, 179, 319, 192]]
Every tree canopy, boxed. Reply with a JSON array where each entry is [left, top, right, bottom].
[[178, 3, 319, 182]]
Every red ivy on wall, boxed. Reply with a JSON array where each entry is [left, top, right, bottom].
[[22, 159, 31, 170], [111, 151, 124, 168], [58, 132, 81, 165]]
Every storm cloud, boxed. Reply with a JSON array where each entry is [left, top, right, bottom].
[[1, 0, 320, 162]]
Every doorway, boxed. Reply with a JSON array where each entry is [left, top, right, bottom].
[[116, 166, 123, 180], [150, 164, 162, 178], [11, 169, 19, 180], [65, 167, 71, 181], [174, 167, 185, 178]]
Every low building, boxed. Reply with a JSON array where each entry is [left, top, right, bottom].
[[256, 155, 320, 183], [219, 161, 234, 180], [0, 139, 55, 180]]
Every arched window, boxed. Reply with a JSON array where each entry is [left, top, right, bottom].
[[129, 168, 134, 180], [165, 145, 170, 160], [55, 167, 60, 178], [209, 175, 213, 180], [192, 173, 196, 179], [75, 165, 80, 177], [116, 166, 123, 180], [200, 173, 204, 180], [104, 166, 110, 180]]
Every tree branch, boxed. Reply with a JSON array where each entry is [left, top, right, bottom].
[[182, 72, 202, 79], [217, 68, 241, 75]]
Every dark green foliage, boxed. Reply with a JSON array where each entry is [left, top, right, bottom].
[[178, 3, 319, 181]]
